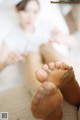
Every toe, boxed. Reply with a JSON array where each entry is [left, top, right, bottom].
[[55, 62, 69, 70], [42, 64, 51, 73], [35, 69, 48, 83], [62, 62, 70, 70], [48, 62, 54, 70], [42, 82, 57, 95], [54, 62, 62, 69]]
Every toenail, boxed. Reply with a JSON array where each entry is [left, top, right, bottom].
[[62, 62, 69, 69], [42, 64, 48, 71]]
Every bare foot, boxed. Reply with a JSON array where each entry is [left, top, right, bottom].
[[45, 107, 62, 120], [31, 61, 80, 119], [31, 82, 63, 119], [36, 62, 80, 105], [31, 62, 70, 119], [36, 62, 74, 88]]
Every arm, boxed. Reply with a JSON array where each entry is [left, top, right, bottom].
[[49, 29, 77, 48], [0, 41, 23, 72]]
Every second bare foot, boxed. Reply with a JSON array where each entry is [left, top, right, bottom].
[[36, 62, 75, 89], [31, 82, 63, 119]]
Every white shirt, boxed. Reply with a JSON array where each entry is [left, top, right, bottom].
[[0, 24, 50, 91], [5, 24, 50, 53]]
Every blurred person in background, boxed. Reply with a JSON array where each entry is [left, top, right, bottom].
[[0, 0, 77, 91]]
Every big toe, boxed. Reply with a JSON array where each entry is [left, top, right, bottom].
[[35, 69, 48, 83]]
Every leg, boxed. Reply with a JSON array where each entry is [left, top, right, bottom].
[[39, 44, 67, 64], [24, 52, 42, 95], [36, 62, 80, 105]]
